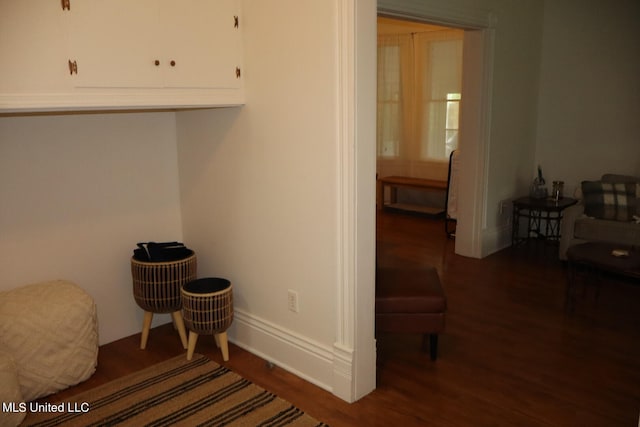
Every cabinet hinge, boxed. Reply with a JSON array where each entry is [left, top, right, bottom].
[[68, 60, 78, 75], [235, 67, 241, 78], [234, 15, 239, 28], [61, 0, 70, 10]]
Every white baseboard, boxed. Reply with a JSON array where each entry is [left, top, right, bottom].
[[331, 342, 356, 401], [225, 308, 343, 396]]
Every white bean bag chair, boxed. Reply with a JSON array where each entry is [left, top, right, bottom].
[[0, 280, 98, 403]]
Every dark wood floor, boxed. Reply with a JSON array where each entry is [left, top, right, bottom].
[[45, 211, 640, 426]]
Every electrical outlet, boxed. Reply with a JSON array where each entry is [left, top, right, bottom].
[[287, 289, 299, 313]]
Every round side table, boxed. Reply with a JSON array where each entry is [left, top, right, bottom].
[[181, 277, 234, 361], [131, 252, 197, 350]]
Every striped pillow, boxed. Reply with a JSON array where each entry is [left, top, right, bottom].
[[582, 180, 637, 221]]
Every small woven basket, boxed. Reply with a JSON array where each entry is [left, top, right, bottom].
[[181, 278, 233, 334], [131, 253, 197, 313]]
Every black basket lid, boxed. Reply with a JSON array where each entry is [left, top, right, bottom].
[[184, 277, 230, 293]]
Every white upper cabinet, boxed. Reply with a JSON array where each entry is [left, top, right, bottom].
[[68, 0, 242, 90], [0, 0, 244, 112]]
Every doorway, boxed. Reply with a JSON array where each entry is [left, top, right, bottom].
[[346, 1, 495, 400], [375, 2, 495, 259], [376, 16, 464, 223], [366, 1, 495, 392]]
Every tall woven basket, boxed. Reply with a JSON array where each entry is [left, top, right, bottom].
[[131, 253, 197, 313]]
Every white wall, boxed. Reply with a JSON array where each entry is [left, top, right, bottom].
[[176, 0, 342, 393], [535, 0, 640, 196], [482, 0, 544, 228], [0, 112, 183, 344]]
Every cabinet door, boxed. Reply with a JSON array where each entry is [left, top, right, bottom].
[[68, 0, 162, 88], [0, 0, 70, 93], [160, 0, 242, 89], [68, 0, 242, 90]]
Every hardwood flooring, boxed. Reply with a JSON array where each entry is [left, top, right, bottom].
[[44, 211, 640, 426]]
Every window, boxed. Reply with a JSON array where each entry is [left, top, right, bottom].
[[377, 27, 463, 164], [445, 93, 461, 157]]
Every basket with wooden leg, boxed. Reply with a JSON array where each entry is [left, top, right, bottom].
[[131, 252, 197, 350], [181, 277, 234, 361]]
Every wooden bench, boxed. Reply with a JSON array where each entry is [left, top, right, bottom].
[[377, 176, 448, 212], [375, 266, 447, 361]]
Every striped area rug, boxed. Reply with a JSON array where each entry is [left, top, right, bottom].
[[23, 354, 328, 426]]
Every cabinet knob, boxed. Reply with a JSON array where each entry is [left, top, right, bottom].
[[170, 60, 176, 67], [154, 60, 160, 66]]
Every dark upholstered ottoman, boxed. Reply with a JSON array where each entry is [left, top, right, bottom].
[[375, 266, 447, 360]]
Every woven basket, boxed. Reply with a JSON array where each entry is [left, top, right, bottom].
[[131, 253, 197, 313], [181, 278, 233, 335]]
